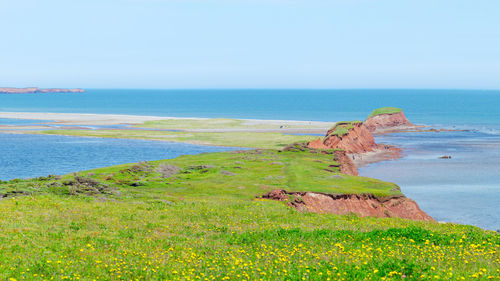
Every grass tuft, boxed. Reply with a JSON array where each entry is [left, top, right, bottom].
[[368, 107, 402, 118]]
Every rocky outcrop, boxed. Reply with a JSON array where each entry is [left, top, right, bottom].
[[308, 122, 378, 154], [0, 87, 85, 94], [261, 189, 434, 221], [364, 110, 415, 133], [307, 107, 417, 155]]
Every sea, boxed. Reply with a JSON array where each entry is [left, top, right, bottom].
[[1, 89, 499, 230]]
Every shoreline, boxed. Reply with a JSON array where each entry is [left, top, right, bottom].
[[0, 111, 407, 166], [5, 111, 497, 229], [351, 146, 402, 168], [0, 111, 333, 126], [0, 111, 333, 137]]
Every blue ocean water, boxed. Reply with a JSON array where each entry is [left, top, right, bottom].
[[1, 89, 499, 229], [1, 89, 500, 129], [0, 133, 235, 181]]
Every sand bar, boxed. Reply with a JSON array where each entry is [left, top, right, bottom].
[[0, 111, 333, 132]]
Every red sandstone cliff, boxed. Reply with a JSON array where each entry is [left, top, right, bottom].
[[364, 111, 415, 133], [262, 189, 434, 221], [333, 150, 358, 176], [289, 109, 433, 221], [308, 122, 378, 154]]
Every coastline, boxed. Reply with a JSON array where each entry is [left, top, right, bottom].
[[0, 111, 405, 165], [3, 110, 499, 229], [0, 87, 84, 94], [0, 111, 333, 150], [0, 111, 333, 129], [351, 147, 402, 168]]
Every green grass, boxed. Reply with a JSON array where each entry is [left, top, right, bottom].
[[37, 129, 317, 150], [0, 150, 498, 280], [368, 107, 403, 118], [135, 118, 332, 130], [327, 121, 363, 137], [0, 149, 401, 199], [138, 118, 245, 129]]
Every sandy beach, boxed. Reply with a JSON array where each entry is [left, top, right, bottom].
[[0, 112, 191, 125], [0, 111, 333, 133]]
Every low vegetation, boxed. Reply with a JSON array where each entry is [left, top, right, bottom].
[[134, 118, 332, 131], [367, 107, 403, 119], [0, 149, 498, 280], [327, 121, 363, 137], [0, 149, 400, 199], [37, 129, 317, 150]]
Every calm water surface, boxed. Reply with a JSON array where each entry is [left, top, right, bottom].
[[1, 89, 500, 128], [0, 133, 235, 181], [359, 131, 500, 230], [1, 89, 499, 229]]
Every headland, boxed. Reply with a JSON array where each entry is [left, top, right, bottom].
[[0, 107, 430, 219], [0, 87, 85, 94], [0, 107, 497, 280]]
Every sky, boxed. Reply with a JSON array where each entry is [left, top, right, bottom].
[[1, 0, 499, 89]]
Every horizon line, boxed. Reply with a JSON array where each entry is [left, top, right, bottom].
[[72, 87, 500, 91]]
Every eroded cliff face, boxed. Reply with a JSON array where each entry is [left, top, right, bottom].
[[333, 150, 358, 176], [295, 109, 432, 221], [308, 122, 378, 154], [364, 111, 414, 133], [262, 189, 434, 221]]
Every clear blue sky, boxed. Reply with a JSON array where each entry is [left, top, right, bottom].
[[1, 0, 499, 89]]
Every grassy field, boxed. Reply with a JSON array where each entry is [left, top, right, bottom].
[[37, 129, 318, 150], [134, 118, 332, 130], [0, 149, 498, 280], [367, 107, 403, 119]]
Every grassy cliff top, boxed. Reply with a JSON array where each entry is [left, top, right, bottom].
[[0, 149, 497, 280], [368, 107, 402, 118], [0, 149, 401, 199], [327, 120, 363, 137]]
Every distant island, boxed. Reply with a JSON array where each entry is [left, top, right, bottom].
[[0, 87, 85, 94]]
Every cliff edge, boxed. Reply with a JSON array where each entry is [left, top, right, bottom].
[[364, 107, 416, 133], [262, 189, 434, 221], [308, 121, 379, 154], [285, 107, 433, 221]]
